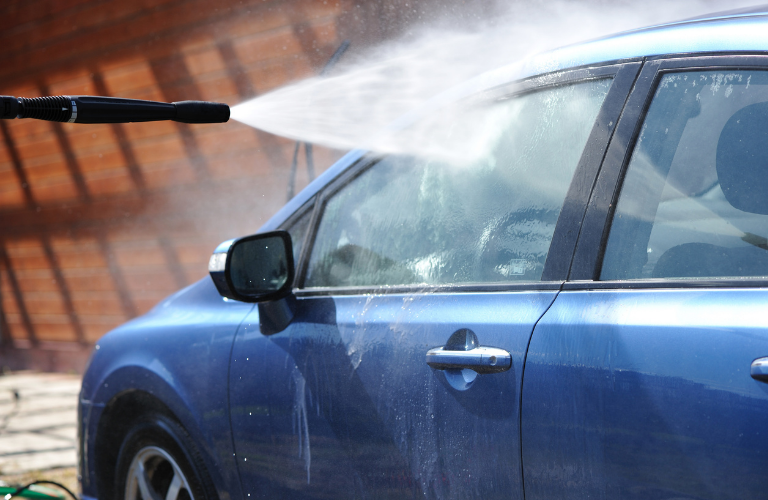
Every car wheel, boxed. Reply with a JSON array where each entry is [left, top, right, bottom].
[[115, 413, 215, 500]]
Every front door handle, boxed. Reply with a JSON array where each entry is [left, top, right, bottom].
[[751, 357, 768, 383], [426, 346, 511, 374], [426, 328, 511, 374]]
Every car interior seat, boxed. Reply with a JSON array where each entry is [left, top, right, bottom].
[[652, 101, 768, 278]]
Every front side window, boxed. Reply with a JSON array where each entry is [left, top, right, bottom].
[[302, 78, 612, 288], [602, 70, 768, 280]]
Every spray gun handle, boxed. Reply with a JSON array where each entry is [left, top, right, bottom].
[[0, 95, 229, 124]]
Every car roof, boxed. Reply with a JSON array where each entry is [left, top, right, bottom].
[[517, 7, 768, 80], [649, 4, 768, 27], [260, 6, 768, 233]]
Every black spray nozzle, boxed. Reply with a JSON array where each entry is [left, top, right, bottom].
[[0, 95, 229, 124]]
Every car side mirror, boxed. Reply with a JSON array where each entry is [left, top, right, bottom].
[[208, 231, 294, 303]]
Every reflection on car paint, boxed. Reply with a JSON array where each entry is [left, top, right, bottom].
[[229, 292, 557, 499], [523, 289, 768, 499]]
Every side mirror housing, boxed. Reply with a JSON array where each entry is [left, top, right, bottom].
[[208, 231, 294, 303]]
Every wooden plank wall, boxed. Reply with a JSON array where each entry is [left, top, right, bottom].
[[0, 0, 365, 372], [0, 0, 494, 372]]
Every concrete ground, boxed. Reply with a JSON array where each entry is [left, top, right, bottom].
[[0, 371, 80, 491]]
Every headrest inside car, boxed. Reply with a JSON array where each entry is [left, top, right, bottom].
[[716, 101, 768, 215]]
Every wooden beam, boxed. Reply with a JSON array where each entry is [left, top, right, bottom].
[[39, 83, 92, 202], [0, 177, 274, 238], [215, 40, 289, 169], [0, 273, 13, 349], [149, 55, 210, 181], [40, 234, 87, 345], [158, 236, 188, 290], [0, 121, 36, 209], [0, 0, 291, 86], [0, 244, 38, 347], [90, 70, 147, 191], [96, 231, 138, 319]]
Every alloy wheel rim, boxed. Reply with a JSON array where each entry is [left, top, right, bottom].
[[125, 445, 194, 500]]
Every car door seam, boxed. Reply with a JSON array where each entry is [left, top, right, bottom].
[[518, 283, 563, 500]]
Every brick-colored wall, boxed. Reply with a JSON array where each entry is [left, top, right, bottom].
[[0, 0, 494, 372]]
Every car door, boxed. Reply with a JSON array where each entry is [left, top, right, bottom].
[[522, 55, 768, 499], [227, 63, 639, 500]]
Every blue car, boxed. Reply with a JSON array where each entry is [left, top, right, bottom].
[[79, 7, 768, 500]]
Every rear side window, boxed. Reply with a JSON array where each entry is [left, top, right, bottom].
[[304, 78, 612, 288], [602, 70, 768, 280]]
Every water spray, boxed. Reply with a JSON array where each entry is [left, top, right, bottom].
[[230, 0, 761, 162], [286, 39, 351, 201], [0, 95, 229, 124]]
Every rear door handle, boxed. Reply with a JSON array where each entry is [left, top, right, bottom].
[[426, 346, 511, 374]]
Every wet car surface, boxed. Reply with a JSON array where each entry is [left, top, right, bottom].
[[80, 8, 768, 500]]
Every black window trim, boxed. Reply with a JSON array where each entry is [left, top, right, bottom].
[[292, 59, 643, 296], [279, 196, 317, 288], [541, 60, 642, 281], [568, 53, 768, 290]]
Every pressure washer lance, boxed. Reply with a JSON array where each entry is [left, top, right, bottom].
[[0, 95, 229, 124]]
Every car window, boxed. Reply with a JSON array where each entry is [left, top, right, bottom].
[[303, 78, 613, 288], [602, 70, 768, 280]]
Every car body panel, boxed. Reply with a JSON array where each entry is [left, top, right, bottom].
[[522, 288, 768, 499], [79, 279, 253, 500], [229, 291, 557, 499]]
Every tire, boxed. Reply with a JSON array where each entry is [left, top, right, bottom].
[[114, 413, 217, 500]]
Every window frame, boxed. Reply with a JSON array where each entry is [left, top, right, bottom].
[[290, 60, 642, 297], [279, 196, 317, 288], [568, 53, 768, 290]]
